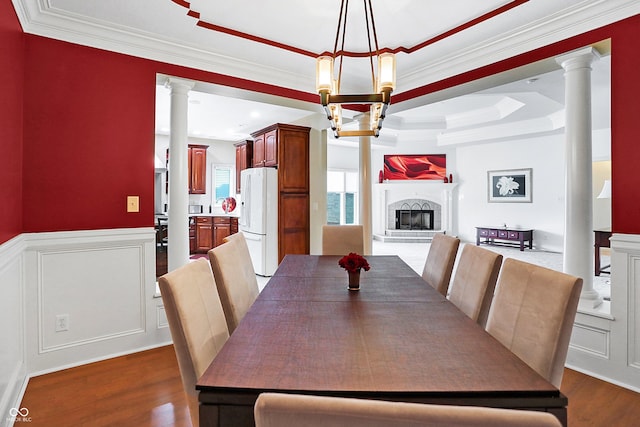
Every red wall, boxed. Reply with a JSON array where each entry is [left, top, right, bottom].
[[20, 36, 315, 234], [22, 37, 158, 232], [6, 11, 640, 241], [0, 2, 24, 244], [609, 16, 640, 234]]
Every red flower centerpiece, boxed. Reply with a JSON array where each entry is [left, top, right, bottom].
[[338, 253, 370, 291]]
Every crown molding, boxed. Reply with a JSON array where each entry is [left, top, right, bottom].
[[12, 0, 640, 101], [398, 0, 639, 95], [13, 0, 314, 92]]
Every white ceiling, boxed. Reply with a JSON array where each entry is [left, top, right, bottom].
[[12, 0, 630, 145]]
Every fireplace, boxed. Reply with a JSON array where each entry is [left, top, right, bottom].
[[395, 204, 434, 230], [386, 198, 442, 231], [375, 182, 457, 238]]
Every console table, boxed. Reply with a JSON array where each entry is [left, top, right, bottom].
[[476, 226, 533, 251], [594, 229, 612, 276]]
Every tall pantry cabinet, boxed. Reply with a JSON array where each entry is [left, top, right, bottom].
[[248, 123, 310, 262]]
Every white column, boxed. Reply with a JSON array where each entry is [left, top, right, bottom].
[[358, 114, 373, 255], [166, 78, 195, 273], [557, 47, 602, 308]]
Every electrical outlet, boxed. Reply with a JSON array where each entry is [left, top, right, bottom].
[[127, 195, 140, 213], [55, 314, 69, 332]]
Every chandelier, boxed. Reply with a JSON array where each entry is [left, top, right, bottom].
[[315, 0, 396, 138]]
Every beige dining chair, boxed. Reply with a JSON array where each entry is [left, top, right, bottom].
[[208, 232, 260, 333], [322, 224, 365, 255], [448, 244, 503, 328], [158, 258, 230, 427], [485, 258, 583, 388], [421, 233, 460, 296], [254, 393, 562, 427]]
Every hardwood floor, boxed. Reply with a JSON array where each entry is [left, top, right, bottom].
[[19, 345, 640, 427], [20, 346, 191, 427]]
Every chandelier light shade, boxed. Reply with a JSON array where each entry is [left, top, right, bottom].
[[316, 0, 396, 138], [315, 56, 334, 93]]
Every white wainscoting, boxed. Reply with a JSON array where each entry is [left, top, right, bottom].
[[0, 235, 26, 427], [21, 228, 172, 375], [567, 232, 640, 392]]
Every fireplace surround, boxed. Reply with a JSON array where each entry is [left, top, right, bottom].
[[374, 182, 457, 237]]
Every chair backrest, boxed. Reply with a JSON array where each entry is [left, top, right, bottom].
[[485, 258, 583, 388], [448, 244, 503, 327], [156, 217, 168, 245], [254, 393, 563, 427], [322, 224, 365, 255], [209, 232, 260, 333], [421, 233, 460, 296], [158, 258, 230, 426]]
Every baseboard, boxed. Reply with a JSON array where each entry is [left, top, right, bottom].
[[0, 361, 28, 427]]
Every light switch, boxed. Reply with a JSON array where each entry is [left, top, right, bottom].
[[127, 196, 140, 213]]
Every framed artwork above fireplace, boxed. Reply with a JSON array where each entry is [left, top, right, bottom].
[[383, 154, 446, 181]]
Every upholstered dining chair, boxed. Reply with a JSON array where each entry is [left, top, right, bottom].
[[208, 232, 260, 333], [485, 258, 583, 388], [254, 393, 563, 427], [448, 244, 503, 328], [158, 258, 230, 427], [421, 233, 460, 296], [322, 224, 365, 255]]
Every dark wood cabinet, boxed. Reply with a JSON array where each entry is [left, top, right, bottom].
[[250, 123, 311, 262], [279, 193, 310, 259], [189, 145, 207, 194], [264, 129, 278, 167], [234, 140, 253, 193], [213, 217, 231, 248], [193, 216, 238, 253], [253, 133, 265, 167], [166, 144, 208, 194], [189, 218, 196, 254], [196, 216, 214, 252]]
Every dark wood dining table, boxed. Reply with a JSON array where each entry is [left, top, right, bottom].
[[197, 255, 567, 426]]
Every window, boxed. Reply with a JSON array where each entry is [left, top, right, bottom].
[[327, 170, 358, 225], [214, 166, 232, 204]]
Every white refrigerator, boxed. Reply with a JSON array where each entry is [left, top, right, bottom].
[[239, 167, 278, 276]]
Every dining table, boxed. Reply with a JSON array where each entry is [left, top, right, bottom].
[[197, 255, 567, 426]]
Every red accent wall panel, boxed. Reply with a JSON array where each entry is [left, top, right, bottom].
[[0, 2, 24, 244], [609, 16, 640, 234], [22, 36, 157, 232]]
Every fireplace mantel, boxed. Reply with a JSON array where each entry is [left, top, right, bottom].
[[373, 182, 458, 237]]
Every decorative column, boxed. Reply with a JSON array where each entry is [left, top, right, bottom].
[[556, 47, 602, 308], [166, 77, 195, 273], [358, 113, 373, 255]]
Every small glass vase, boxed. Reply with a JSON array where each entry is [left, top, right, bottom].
[[348, 269, 361, 291]]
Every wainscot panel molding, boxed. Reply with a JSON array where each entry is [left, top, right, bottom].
[[22, 228, 172, 375], [567, 232, 640, 392], [0, 235, 27, 427]]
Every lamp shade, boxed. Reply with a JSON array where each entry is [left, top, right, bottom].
[[597, 179, 612, 199], [377, 52, 396, 91], [316, 56, 334, 93]]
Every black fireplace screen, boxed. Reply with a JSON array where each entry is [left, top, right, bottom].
[[395, 203, 434, 230]]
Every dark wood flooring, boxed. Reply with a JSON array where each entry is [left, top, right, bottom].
[[19, 345, 640, 427]]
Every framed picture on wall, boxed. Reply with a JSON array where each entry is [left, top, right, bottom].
[[487, 168, 532, 203]]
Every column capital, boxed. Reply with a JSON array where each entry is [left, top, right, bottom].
[[165, 77, 195, 94], [556, 47, 601, 71]]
